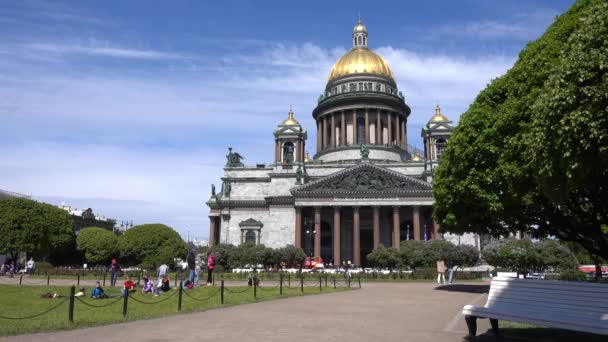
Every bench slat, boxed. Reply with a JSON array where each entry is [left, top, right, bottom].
[[488, 289, 608, 309]]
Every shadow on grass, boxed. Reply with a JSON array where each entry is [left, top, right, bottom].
[[434, 284, 490, 294], [459, 327, 607, 342]]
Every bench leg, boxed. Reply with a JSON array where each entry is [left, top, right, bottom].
[[465, 315, 477, 339], [490, 318, 500, 336]]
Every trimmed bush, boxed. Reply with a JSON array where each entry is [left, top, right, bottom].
[[559, 269, 588, 282]]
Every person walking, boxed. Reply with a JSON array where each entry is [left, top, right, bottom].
[[194, 262, 201, 287], [157, 263, 168, 284], [206, 252, 215, 285], [436, 259, 446, 285], [26, 258, 35, 274], [109, 258, 121, 287]]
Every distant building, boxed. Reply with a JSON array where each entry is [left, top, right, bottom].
[[60, 204, 116, 235], [192, 239, 209, 248]]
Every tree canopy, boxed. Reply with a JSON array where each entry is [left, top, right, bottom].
[[118, 223, 187, 270], [0, 198, 74, 260], [76, 227, 118, 264], [433, 0, 608, 259]]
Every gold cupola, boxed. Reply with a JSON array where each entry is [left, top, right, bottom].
[[281, 108, 300, 126], [430, 104, 449, 122], [327, 19, 395, 83]]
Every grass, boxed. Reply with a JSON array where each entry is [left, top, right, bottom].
[[492, 321, 607, 341], [0, 283, 350, 336]]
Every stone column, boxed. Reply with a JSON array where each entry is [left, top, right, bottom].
[[340, 111, 346, 146], [314, 207, 321, 258], [388, 112, 393, 145], [275, 140, 279, 163], [257, 230, 261, 245], [295, 207, 302, 248], [333, 207, 341, 265], [301, 140, 305, 162], [376, 110, 381, 145], [323, 117, 328, 151], [401, 117, 407, 148], [413, 206, 421, 241], [330, 113, 335, 148], [392, 206, 400, 248], [209, 217, 216, 247], [352, 111, 357, 145], [317, 122, 321, 153], [240, 230, 244, 244], [365, 109, 370, 144], [433, 220, 440, 240], [395, 116, 401, 147], [373, 206, 380, 249], [296, 141, 301, 163], [353, 207, 361, 266]]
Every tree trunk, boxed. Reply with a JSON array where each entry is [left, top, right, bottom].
[[594, 256, 602, 281]]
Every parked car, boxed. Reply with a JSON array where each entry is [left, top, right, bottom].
[[303, 257, 324, 270]]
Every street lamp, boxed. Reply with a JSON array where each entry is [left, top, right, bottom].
[[303, 217, 316, 258], [406, 224, 411, 241], [423, 223, 428, 241]]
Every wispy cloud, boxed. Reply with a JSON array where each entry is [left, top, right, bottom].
[[23, 43, 186, 60]]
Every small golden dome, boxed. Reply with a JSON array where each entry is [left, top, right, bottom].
[[281, 108, 300, 126], [353, 20, 367, 34], [328, 48, 394, 82], [304, 151, 312, 163], [412, 154, 422, 161], [430, 104, 449, 122]]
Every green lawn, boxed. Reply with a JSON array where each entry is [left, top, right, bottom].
[[495, 321, 606, 341], [0, 283, 349, 336]]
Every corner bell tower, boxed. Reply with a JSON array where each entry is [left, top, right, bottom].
[[421, 104, 454, 181], [274, 108, 307, 168]]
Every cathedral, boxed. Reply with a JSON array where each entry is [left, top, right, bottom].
[[207, 20, 478, 266]]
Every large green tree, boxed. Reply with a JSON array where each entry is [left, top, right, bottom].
[[118, 223, 187, 270], [76, 227, 118, 264], [433, 0, 608, 260], [366, 245, 402, 270], [0, 198, 74, 261]]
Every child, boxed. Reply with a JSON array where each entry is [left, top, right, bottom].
[[121, 276, 136, 297], [91, 282, 108, 299], [75, 287, 86, 297], [142, 276, 155, 294]]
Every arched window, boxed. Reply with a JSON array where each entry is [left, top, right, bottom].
[[283, 142, 294, 164], [436, 139, 447, 159], [357, 117, 365, 144], [245, 231, 256, 244], [357, 36, 362, 46]]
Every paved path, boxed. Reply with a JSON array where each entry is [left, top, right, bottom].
[[1, 282, 500, 342]]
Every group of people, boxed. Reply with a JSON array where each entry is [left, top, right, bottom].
[[1, 258, 35, 276], [186, 250, 215, 287]]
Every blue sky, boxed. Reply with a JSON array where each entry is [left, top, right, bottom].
[[0, 0, 574, 240]]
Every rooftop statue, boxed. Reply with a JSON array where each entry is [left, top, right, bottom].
[[360, 144, 369, 159], [225, 147, 244, 167]]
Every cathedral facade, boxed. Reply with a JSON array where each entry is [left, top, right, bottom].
[[207, 21, 478, 266]]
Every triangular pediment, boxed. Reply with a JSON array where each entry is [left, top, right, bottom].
[[274, 125, 304, 135], [292, 163, 432, 197]]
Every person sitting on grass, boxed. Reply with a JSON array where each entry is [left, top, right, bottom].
[[142, 275, 155, 294], [121, 276, 136, 297], [159, 276, 171, 293], [183, 280, 194, 290], [91, 281, 108, 299], [75, 287, 86, 297]]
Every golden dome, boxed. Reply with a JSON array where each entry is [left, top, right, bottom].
[[281, 108, 300, 125], [412, 154, 422, 161], [304, 151, 312, 163], [328, 48, 394, 82], [430, 104, 449, 122], [353, 20, 367, 34]]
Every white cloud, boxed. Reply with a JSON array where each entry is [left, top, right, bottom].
[[23, 43, 186, 60]]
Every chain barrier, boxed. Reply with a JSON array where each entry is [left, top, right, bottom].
[[128, 290, 177, 305], [50, 278, 78, 285], [21, 278, 49, 285], [75, 296, 123, 308], [256, 283, 280, 292], [182, 288, 220, 302], [223, 286, 252, 294], [0, 298, 67, 320]]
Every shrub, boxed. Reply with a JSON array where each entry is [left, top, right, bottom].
[[559, 269, 588, 282]]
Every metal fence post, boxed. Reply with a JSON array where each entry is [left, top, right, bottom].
[[178, 281, 183, 312], [279, 273, 283, 296], [68, 286, 75, 323], [325, 274, 328, 287], [47, 274, 50, 286], [359, 276, 361, 288], [137, 272, 141, 285], [77, 274, 80, 286], [319, 276, 322, 292], [19, 275, 23, 285], [333, 277, 336, 289], [122, 288, 129, 318], [288, 273, 291, 287], [220, 280, 224, 304], [174, 272, 178, 287], [254, 281, 257, 299], [103, 272, 107, 286], [300, 276, 304, 293], [348, 274, 351, 288]]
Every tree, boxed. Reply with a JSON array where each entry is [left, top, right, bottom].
[[366, 245, 402, 270], [118, 223, 187, 270], [423, 240, 457, 266], [536, 240, 578, 272], [0, 198, 74, 261], [211, 244, 238, 269], [277, 245, 306, 267], [400, 240, 426, 269], [433, 0, 608, 260], [76, 227, 118, 264], [451, 245, 480, 269]]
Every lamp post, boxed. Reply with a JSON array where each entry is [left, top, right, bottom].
[[406, 224, 411, 241], [423, 223, 428, 241], [303, 217, 316, 258]]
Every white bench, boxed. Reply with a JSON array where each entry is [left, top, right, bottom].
[[462, 277, 608, 339]]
